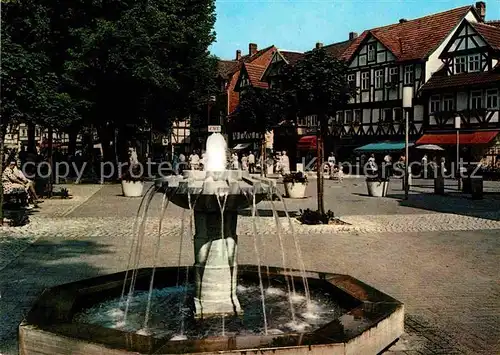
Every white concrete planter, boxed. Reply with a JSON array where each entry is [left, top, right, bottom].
[[366, 180, 389, 197], [284, 182, 307, 199], [121, 180, 144, 197]]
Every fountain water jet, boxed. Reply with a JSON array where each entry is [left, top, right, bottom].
[[19, 133, 405, 355]]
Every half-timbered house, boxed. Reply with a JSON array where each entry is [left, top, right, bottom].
[[417, 9, 500, 163], [329, 4, 483, 159]]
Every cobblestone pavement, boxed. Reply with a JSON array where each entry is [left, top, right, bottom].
[[0, 184, 102, 271], [0, 180, 499, 354]]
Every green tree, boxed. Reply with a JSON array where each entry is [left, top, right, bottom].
[[65, 0, 218, 165], [281, 48, 353, 215]]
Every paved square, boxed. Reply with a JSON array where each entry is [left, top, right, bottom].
[[0, 178, 499, 354]]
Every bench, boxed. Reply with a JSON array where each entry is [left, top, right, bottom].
[[3, 191, 28, 209]]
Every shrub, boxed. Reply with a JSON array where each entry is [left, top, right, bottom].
[[283, 171, 307, 184], [120, 164, 144, 182]]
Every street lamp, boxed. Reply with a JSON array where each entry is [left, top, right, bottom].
[[402, 86, 413, 200], [455, 115, 461, 190]]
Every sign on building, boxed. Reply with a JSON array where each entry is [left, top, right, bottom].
[[208, 125, 221, 133], [162, 137, 169, 146]]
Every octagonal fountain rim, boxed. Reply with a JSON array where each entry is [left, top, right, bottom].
[[20, 265, 404, 355]]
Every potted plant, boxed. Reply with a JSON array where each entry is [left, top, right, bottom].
[[283, 172, 308, 198], [121, 164, 145, 197], [365, 171, 390, 197]]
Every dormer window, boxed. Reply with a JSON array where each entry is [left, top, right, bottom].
[[367, 44, 376, 62], [468, 54, 480, 72], [454, 56, 466, 74]]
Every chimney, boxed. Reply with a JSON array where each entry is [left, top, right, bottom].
[[249, 43, 258, 56], [236, 49, 241, 60], [315, 42, 323, 49], [399, 18, 408, 23], [349, 32, 358, 40], [476, 1, 486, 22]]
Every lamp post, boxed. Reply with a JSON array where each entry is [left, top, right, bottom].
[[455, 115, 461, 190], [402, 86, 413, 200]]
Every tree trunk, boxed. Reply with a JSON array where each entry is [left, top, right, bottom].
[[261, 136, 266, 177], [0, 126, 5, 226], [47, 127, 54, 198], [316, 115, 325, 215], [67, 128, 78, 157]]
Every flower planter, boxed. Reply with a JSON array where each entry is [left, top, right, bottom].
[[121, 180, 144, 197], [366, 180, 389, 197], [284, 182, 307, 199]]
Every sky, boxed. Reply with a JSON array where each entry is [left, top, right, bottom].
[[210, 0, 500, 60]]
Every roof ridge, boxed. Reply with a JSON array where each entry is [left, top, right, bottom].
[[472, 21, 500, 30], [370, 5, 472, 32]]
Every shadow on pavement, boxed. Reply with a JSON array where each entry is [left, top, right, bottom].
[[0, 238, 111, 355], [386, 192, 500, 221]]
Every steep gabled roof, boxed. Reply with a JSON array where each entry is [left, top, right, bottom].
[[242, 63, 268, 89], [342, 5, 475, 62], [279, 50, 305, 65], [217, 60, 239, 78], [471, 22, 500, 50], [486, 20, 500, 28], [322, 39, 356, 59]]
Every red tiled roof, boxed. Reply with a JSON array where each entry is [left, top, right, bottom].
[[471, 22, 500, 50], [323, 40, 355, 59], [243, 63, 269, 89], [217, 60, 239, 78], [420, 71, 500, 91], [342, 5, 473, 62], [279, 51, 305, 65], [486, 20, 500, 28]]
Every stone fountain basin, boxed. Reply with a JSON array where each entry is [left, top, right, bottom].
[[19, 266, 404, 355], [154, 171, 275, 211]]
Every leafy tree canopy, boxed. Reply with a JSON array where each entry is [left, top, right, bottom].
[[234, 87, 291, 134], [281, 48, 353, 122]]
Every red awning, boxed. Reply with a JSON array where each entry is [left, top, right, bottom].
[[416, 131, 499, 145], [297, 135, 317, 150]]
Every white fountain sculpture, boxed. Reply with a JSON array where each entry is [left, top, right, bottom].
[[158, 133, 273, 318]]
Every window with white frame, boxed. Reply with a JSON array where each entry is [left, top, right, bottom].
[[347, 73, 355, 89], [354, 109, 362, 123], [404, 65, 413, 85], [430, 95, 441, 113], [367, 44, 376, 61], [306, 115, 318, 127], [361, 72, 370, 90], [389, 67, 398, 84], [374, 69, 384, 89], [336, 111, 344, 124], [443, 95, 454, 112], [486, 89, 498, 109], [468, 54, 480, 72], [455, 56, 467, 74], [470, 91, 482, 109], [345, 110, 353, 124], [20, 128, 27, 137]]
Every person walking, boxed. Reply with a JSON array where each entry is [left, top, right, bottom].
[[248, 151, 255, 174]]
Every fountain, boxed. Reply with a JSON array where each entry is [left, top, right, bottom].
[[19, 133, 404, 354]]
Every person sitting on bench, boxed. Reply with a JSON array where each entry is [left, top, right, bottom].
[[2, 161, 36, 208], [13, 164, 42, 204]]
